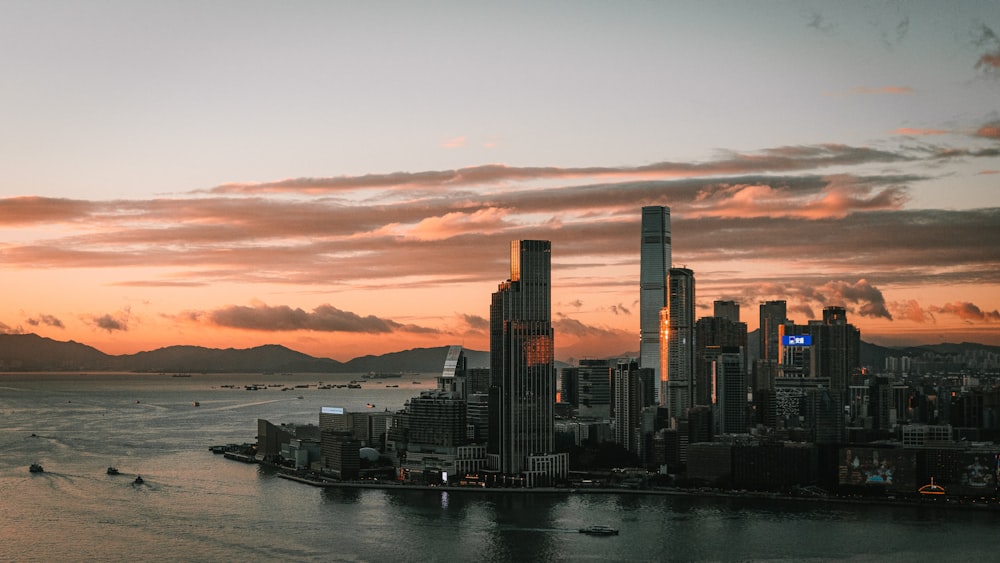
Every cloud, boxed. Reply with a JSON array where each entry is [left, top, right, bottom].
[[806, 12, 836, 34], [553, 315, 631, 340], [26, 314, 65, 329], [198, 302, 438, 334], [738, 279, 892, 322], [202, 143, 913, 195], [90, 310, 130, 332], [975, 121, 1000, 140], [815, 279, 892, 320], [930, 302, 1000, 323], [442, 136, 467, 148], [974, 25, 1000, 76], [978, 169, 999, 175], [894, 128, 948, 136], [460, 314, 489, 331], [850, 86, 914, 95], [608, 303, 630, 315], [0, 197, 96, 225], [0, 321, 24, 334], [891, 300, 935, 324]]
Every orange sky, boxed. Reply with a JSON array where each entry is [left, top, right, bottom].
[[3, 147, 999, 362]]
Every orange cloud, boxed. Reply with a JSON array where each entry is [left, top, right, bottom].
[[443, 136, 467, 148], [894, 128, 948, 136], [975, 122, 1000, 139], [833, 86, 914, 96], [930, 302, 1000, 323]]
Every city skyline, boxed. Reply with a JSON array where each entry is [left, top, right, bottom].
[[1, 3, 999, 362]]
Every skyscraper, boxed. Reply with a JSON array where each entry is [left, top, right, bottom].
[[489, 240, 565, 483], [759, 300, 787, 362], [662, 267, 694, 421], [640, 206, 671, 404]]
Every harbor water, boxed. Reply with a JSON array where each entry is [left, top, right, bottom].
[[1, 372, 997, 562]]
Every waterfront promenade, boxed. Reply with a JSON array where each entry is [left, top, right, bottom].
[[269, 466, 1000, 512]]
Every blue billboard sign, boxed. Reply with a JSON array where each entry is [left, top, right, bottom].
[[782, 335, 812, 346]]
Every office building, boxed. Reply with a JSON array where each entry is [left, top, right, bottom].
[[489, 240, 566, 485], [640, 206, 671, 404], [613, 359, 643, 456], [578, 359, 611, 420], [713, 300, 740, 323], [759, 300, 787, 362], [662, 267, 695, 421], [714, 348, 748, 434]]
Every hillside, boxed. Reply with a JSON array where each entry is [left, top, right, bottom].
[[0, 333, 486, 374]]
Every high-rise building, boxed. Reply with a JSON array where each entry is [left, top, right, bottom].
[[489, 240, 565, 483], [713, 300, 740, 323], [714, 347, 747, 435], [578, 359, 611, 420], [640, 206, 671, 404], [759, 300, 787, 362], [662, 267, 695, 421], [613, 359, 643, 456], [695, 314, 748, 407]]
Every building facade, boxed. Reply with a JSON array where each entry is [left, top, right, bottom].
[[640, 206, 671, 405], [489, 240, 565, 482], [663, 267, 694, 421]]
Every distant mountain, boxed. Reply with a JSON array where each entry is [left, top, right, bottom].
[[0, 333, 488, 374], [2, 332, 995, 374], [0, 333, 114, 371], [114, 344, 344, 374]]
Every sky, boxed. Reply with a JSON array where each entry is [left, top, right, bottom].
[[1, 1, 998, 363]]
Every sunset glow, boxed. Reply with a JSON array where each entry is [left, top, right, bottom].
[[1, 3, 997, 362]]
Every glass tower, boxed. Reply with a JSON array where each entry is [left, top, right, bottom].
[[639, 206, 671, 404], [489, 240, 555, 475], [663, 267, 694, 420]]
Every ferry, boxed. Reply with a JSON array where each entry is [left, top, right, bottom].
[[579, 525, 618, 536]]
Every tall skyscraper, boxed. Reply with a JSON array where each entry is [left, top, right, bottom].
[[759, 300, 787, 362], [489, 240, 565, 483], [662, 267, 694, 421], [640, 206, 671, 404]]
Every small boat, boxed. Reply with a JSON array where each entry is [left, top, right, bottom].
[[107, 466, 120, 475], [29, 463, 44, 473], [579, 525, 618, 536], [133, 475, 144, 485], [192, 401, 200, 406], [366, 403, 375, 409]]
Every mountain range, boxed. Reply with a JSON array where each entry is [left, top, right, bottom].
[[0, 332, 995, 374]]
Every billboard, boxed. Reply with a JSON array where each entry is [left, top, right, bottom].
[[839, 447, 915, 490], [782, 335, 812, 346], [321, 407, 344, 415]]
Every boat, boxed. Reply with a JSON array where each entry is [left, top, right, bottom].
[[192, 401, 200, 407], [29, 463, 44, 473], [366, 403, 375, 409], [107, 466, 120, 475], [133, 475, 144, 485], [579, 525, 618, 536]]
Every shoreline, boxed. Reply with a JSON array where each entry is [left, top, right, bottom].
[[274, 472, 1000, 512]]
